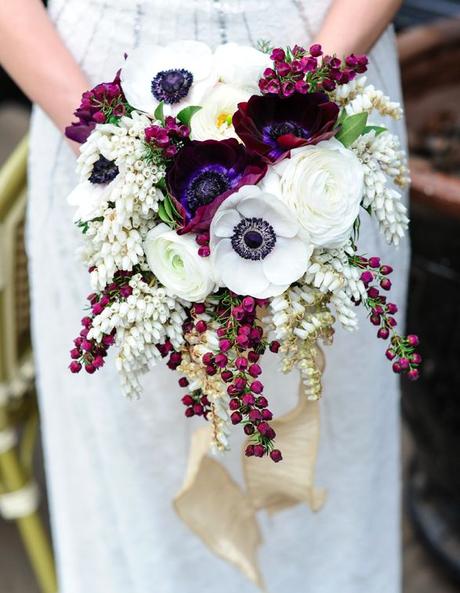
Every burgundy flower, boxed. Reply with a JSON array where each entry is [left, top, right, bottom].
[[167, 138, 267, 234], [233, 92, 339, 162], [65, 70, 127, 144]]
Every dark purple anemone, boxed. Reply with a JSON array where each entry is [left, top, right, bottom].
[[233, 92, 339, 163], [167, 139, 267, 234]]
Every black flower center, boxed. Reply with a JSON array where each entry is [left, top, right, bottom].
[[186, 169, 230, 214], [231, 217, 277, 260], [89, 156, 119, 184], [151, 68, 194, 105], [263, 120, 310, 144]]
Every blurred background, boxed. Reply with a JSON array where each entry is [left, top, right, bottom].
[[2, 1, 460, 591]]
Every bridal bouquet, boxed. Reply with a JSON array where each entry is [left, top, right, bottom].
[[66, 40, 420, 462]]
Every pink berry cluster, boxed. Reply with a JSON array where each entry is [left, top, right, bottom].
[[144, 116, 190, 159], [354, 255, 421, 380], [169, 294, 283, 462], [68, 270, 133, 375], [259, 44, 368, 97], [65, 71, 131, 143]]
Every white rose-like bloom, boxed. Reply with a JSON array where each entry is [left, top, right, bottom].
[[214, 43, 271, 91], [144, 223, 215, 302], [261, 138, 364, 248], [190, 84, 249, 141], [210, 185, 313, 298], [120, 41, 217, 116]]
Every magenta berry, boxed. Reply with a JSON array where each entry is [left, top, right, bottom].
[[248, 363, 262, 377], [195, 319, 207, 333], [408, 368, 420, 381], [250, 380, 264, 394], [377, 327, 389, 340], [411, 353, 422, 365], [244, 423, 255, 436], [221, 370, 233, 382], [182, 394, 193, 406], [214, 353, 228, 368], [380, 265, 393, 275], [69, 361, 82, 373], [245, 444, 255, 457], [269, 340, 280, 353], [385, 348, 396, 361], [231, 411, 243, 425], [202, 352, 214, 365], [253, 444, 265, 457], [407, 335, 419, 347], [369, 257, 381, 268], [380, 278, 392, 291], [242, 393, 256, 406], [219, 339, 231, 353], [193, 303, 206, 315], [361, 271, 374, 284], [235, 357, 248, 371], [270, 449, 283, 463]]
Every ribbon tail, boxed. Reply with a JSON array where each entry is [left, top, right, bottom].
[[243, 386, 326, 515], [174, 426, 265, 589]]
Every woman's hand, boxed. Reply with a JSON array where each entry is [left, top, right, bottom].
[[314, 0, 403, 56], [0, 0, 89, 141]]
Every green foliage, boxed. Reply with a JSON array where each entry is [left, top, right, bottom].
[[154, 101, 165, 125], [363, 125, 387, 136], [256, 39, 273, 54], [336, 112, 368, 147], [176, 105, 202, 127], [157, 194, 180, 228]]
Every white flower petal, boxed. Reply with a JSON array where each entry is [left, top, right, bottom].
[[262, 236, 312, 284], [212, 209, 241, 238], [215, 43, 271, 91], [220, 253, 270, 296], [120, 42, 217, 116]]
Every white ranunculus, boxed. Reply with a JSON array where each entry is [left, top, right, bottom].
[[144, 223, 215, 302], [214, 43, 271, 91], [261, 138, 364, 248], [190, 83, 249, 141], [120, 41, 217, 116], [67, 180, 114, 222], [210, 185, 313, 298]]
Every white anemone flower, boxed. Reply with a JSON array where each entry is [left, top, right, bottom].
[[68, 156, 120, 222], [120, 41, 217, 116], [210, 185, 313, 298], [144, 223, 215, 302], [214, 43, 271, 92], [190, 83, 249, 141]]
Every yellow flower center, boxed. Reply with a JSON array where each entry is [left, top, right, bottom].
[[216, 112, 233, 129]]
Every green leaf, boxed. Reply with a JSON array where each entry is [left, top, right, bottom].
[[176, 105, 202, 126], [336, 108, 348, 126], [158, 202, 172, 225], [163, 195, 174, 219], [336, 112, 368, 147], [154, 101, 165, 124], [363, 125, 387, 136], [156, 176, 167, 192]]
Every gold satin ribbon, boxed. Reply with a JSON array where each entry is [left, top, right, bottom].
[[174, 366, 325, 587]]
